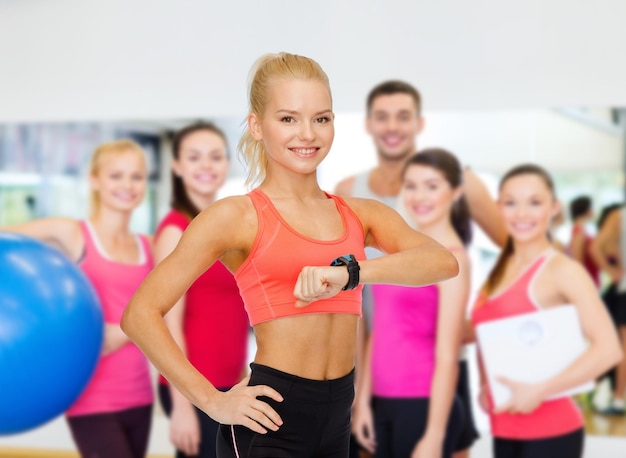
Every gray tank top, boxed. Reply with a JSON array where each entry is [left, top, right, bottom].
[[351, 171, 400, 331], [352, 171, 399, 260], [352, 171, 398, 207]]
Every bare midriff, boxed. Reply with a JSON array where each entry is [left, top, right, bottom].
[[252, 313, 358, 380]]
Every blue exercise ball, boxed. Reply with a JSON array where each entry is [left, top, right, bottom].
[[0, 232, 103, 434]]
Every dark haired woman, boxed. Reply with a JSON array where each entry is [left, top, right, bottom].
[[352, 149, 472, 458], [155, 123, 249, 458]]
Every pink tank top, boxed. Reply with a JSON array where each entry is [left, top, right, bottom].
[[371, 283, 438, 397], [471, 251, 584, 439], [66, 221, 154, 416]]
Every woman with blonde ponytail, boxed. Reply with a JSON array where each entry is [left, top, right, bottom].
[[1, 139, 154, 458], [122, 52, 458, 457]]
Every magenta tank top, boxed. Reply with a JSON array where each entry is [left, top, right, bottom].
[[66, 221, 154, 416], [371, 283, 438, 397]]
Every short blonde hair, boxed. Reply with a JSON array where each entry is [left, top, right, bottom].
[[238, 52, 331, 188], [89, 139, 147, 218]]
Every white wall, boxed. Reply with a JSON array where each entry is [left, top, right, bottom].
[[320, 109, 623, 192], [2, 0, 626, 122]]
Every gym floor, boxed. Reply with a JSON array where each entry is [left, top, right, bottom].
[[583, 404, 626, 437]]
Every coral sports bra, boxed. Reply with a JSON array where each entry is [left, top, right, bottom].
[[235, 189, 366, 326]]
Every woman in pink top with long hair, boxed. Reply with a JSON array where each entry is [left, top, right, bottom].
[[1, 140, 154, 458], [352, 149, 473, 458], [155, 122, 249, 458], [471, 164, 621, 458]]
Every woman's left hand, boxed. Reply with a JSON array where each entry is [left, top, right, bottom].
[[493, 376, 546, 415], [411, 436, 442, 458], [293, 266, 349, 307]]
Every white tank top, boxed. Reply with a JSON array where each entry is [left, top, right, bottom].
[[352, 171, 398, 207], [352, 171, 399, 260]]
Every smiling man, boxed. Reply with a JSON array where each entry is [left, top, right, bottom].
[[336, 80, 422, 205]]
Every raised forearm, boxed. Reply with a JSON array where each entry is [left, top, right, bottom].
[[359, 243, 458, 287]]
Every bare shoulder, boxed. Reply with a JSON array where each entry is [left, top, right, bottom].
[[546, 250, 589, 283], [55, 218, 84, 260], [333, 175, 356, 197], [339, 196, 397, 220], [190, 195, 258, 248], [340, 197, 418, 253], [196, 195, 255, 222]]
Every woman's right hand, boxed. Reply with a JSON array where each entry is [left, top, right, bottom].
[[351, 402, 376, 453], [205, 375, 284, 434], [170, 401, 201, 456]]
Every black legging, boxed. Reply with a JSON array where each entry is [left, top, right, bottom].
[[216, 363, 354, 458], [66, 404, 153, 458], [494, 428, 584, 458], [372, 396, 465, 458]]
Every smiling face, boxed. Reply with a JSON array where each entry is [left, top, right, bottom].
[[249, 78, 334, 178], [498, 173, 560, 244], [90, 149, 147, 214], [366, 93, 423, 161], [172, 129, 229, 199], [402, 163, 459, 228]]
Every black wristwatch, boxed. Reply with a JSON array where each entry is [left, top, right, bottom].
[[330, 254, 360, 291]]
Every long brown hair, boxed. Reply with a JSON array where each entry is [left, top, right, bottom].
[[170, 122, 228, 219], [482, 163, 556, 296]]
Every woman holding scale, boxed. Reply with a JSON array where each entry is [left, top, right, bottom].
[[471, 164, 621, 458]]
